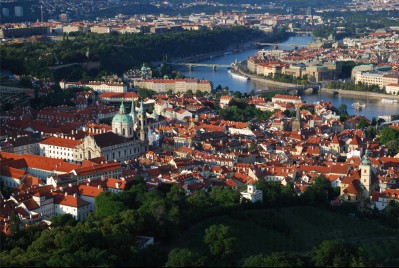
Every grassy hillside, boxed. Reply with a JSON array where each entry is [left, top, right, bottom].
[[169, 206, 399, 265]]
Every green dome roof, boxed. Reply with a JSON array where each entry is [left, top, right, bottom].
[[112, 102, 133, 124], [112, 113, 133, 124], [361, 149, 371, 166]]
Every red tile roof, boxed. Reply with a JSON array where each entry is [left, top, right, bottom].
[[53, 193, 90, 208], [40, 136, 82, 148]]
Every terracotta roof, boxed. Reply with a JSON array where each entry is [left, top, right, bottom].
[[0, 152, 79, 173], [40, 136, 82, 148], [0, 166, 26, 180], [99, 92, 139, 99], [53, 193, 90, 208], [78, 184, 104, 197], [344, 179, 362, 195], [74, 162, 122, 176], [22, 198, 40, 210]]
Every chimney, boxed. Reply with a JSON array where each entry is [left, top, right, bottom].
[[65, 192, 68, 196], [97, 185, 101, 189], [73, 193, 77, 197]]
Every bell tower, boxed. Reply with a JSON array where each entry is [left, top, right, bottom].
[[292, 106, 302, 131], [360, 149, 372, 195], [137, 100, 147, 142]]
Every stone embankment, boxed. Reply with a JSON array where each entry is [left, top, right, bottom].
[[320, 88, 399, 100], [237, 68, 298, 88]]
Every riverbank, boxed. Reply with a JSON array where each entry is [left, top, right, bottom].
[[173, 39, 260, 63], [237, 68, 298, 89], [173, 31, 292, 64], [320, 88, 399, 100]]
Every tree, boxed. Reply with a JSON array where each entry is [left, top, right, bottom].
[[215, 85, 223, 92], [371, 117, 377, 126], [165, 248, 206, 267], [232, 91, 242, 98], [365, 126, 376, 139], [203, 224, 237, 260], [379, 127, 399, 145], [338, 104, 348, 115], [209, 186, 240, 206], [95, 191, 128, 218], [302, 175, 339, 205], [310, 239, 367, 267], [385, 140, 399, 156], [357, 118, 369, 129], [243, 252, 305, 267], [138, 88, 157, 99], [8, 211, 21, 236], [195, 89, 204, 97], [50, 214, 77, 227]]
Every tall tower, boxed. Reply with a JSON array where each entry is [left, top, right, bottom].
[[137, 100, 147, 142], [129, 97, 137, 129], [291, 107, 302, 131], [360, 149, 372, 195]]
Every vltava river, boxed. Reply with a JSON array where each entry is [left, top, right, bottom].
[[180, 35, 399, 119]]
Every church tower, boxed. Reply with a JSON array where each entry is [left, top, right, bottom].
[[112, 102, 134, 138], [291, 107, 302, 131], [137, 100, 147, 142], [129, 97, 137, 130], [360, 149, 372, 195]]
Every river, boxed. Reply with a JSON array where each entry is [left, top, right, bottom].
[[179, 35, 399, 120]]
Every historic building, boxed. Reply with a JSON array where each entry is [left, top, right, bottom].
[[74, 99, 148, 162]]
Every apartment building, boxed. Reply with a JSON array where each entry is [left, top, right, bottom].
[[134, 78, 211, 93], [355, 71, 399, 89]]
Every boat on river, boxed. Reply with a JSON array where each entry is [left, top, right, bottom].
[[352, 102, 366, 111], [228, 69, 249, 80], [381, 98, 398, 103]]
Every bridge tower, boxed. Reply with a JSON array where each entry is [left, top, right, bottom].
[[212, 65, 217, 71], [188, 64, 193, 71]]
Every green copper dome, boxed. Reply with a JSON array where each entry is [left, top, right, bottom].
[[112, 113, 133, 124], [361, 149, 371, 166], [112, 102, 133, 124]]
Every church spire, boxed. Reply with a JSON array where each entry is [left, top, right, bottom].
[[130, 98, 136, 116], [362, 149, 371, 166], [119, 102, 126, 114], [139, 99, 145, 115]]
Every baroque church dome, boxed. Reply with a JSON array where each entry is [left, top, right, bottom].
[[112, 102, 133, 125]]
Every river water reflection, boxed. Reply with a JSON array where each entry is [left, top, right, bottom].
[[180, 35, 399, 120]]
